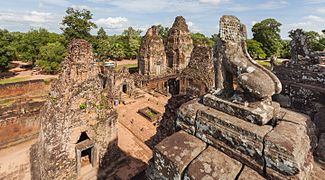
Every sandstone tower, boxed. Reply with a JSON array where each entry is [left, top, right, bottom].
[[166, 16, 194, 73], [180, 43, 215, 97], [31, 39, 118, 179], [138, 25, 167, 76]]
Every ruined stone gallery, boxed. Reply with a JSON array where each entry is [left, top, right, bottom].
[[0, 13, 325, 180]]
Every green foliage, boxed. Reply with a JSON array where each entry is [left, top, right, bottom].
[[16, 28, 66, 65], [279, 40, 291, 59], [79, 103, 87, 110], [246, 39, 267, 59], [122, 27, 142, 59], [252, 18, 283, 57], [97, 27, 108, 39], [305, 31, 325, 51], [61, 7, 97, 41], [0, 29, 16, 72], [289, 29, 325, 52], [156, 24, 169, 44], [36, 42, 67, 74], [191, 33, 215, 47]]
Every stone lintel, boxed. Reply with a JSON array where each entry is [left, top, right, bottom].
[[153, 130, 206, 179], [184, 146, 242, 180], [203, 94, 274, 125]]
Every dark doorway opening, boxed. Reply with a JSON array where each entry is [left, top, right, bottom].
[[81, 147, 92, 167], [122, 84, 127, 93], [77, 131, 90, 143], [168, 78, 180, 95]]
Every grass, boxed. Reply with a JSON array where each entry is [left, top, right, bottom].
[[116, 64, 138, 70], [255, 60, 271, 67], [0, 77, 31, 85]]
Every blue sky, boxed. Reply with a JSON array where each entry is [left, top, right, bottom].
[[0, 0, 325, 39]]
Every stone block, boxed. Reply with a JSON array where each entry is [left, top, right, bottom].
[[238, 166, 265, 180], [153, 131, 206, 179], [202, 94, 275, 125], [176, 99, 206, 135], [264, 120, 312, 178], [184, 146, 242, 180], [195, 107, 272, 173]]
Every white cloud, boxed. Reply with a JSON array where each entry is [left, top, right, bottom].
[[187, 21, 200, 33], [95, 17, 128, 29], [198, 0, 228, 6], [303, 15, 325, 22], [71, 5, 92, 10], [282, 15, 325, 38], [0, 11, 55, 23], [228, 0, 288, 12], [40, 0, 71, 7], [316, 7, 325, 13], [89, 0, 226, 13]]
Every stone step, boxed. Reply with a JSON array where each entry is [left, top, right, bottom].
[[152, 131, 206, 179], [202, 94, 276, 125], [176, 100, 314, 179]]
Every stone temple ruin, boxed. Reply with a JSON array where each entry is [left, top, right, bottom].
[[138, 25, 168, 77], [1, 14, 325, 180], [137, 16, 194, 96], [31, 39, 118, 179], [146, 15, 323, 179], [273, 28, 325, 167]]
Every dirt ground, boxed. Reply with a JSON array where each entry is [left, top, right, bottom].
[[116, 90, 170, 179], [0, 138, 37, 180]]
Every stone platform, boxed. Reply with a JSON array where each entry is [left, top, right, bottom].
[[147, 98, 323, 179]]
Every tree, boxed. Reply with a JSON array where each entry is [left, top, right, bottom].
[[252, 18, 283, 57], [289, 29, 325, 52], [279, 40, 291, 59], [305, 31, 325, 51], [246, 39, 266, 59], [36, 42, 67, 74], [0, 29, 16, 72], [16, 28, 66, 65], [97, 27, 108, 39], [191, 33, 215, 47], [156, 24, 169, 44], [122, 27, 142, 59], [61, 7, 97, 41]]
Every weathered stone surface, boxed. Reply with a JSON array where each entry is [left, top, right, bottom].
[[166, 16, 194, 73], [180, 44, 214, 97], [203, 94, 276, 125], [315, 133, 325, 165], [276, 108, 318, 150], [184, 146, 242, 180], [152, 130, 206, 180], [31, 39, 118, 179], [238, 166, 265, 180], [214, 15, 282, 101], [264, 120, 312, 178], [176, 99, 206, 135], [314, 108, 325, 135], [138, 25, 167, 77], [273, 29, 325, 116], [195, 105, 272, 174]]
